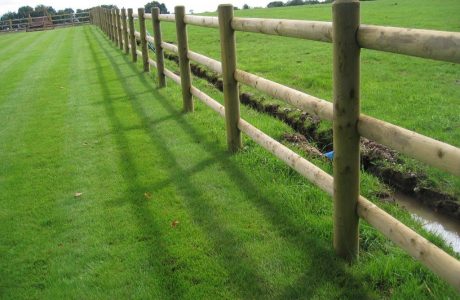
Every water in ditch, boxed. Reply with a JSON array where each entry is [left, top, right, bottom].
[[392, 192, 460, 254]]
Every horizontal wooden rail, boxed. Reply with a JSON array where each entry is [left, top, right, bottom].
[[161, 41, 178, 53], [162, 62, 460, 288], [235, 70, 334, 121], [146, 36, 154, 43], [159, 41, 460, 176], [237, 118, 460, 290], [232, 18, 333, 42], [184, 15, 219, 28], [188, 51, 222, 74], [191, 86, 225, 117], [163, 67, 181, 85], [358, 116, 460, 176], [95, 6, 460, 291], [148, 58, 157, 68], [145, 13, 152, 20], [358, 25, 460, 64], [158, 14, 175, 22]]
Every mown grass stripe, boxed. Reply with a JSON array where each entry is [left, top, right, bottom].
[[0, 33, 35, 56], [0, 31, 52, 71], [0, 32, 33, 56], [0, 29, 72, 159]]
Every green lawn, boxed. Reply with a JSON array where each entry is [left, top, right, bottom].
[[0, 23, 458, 299], [148, 0, 460, 197]]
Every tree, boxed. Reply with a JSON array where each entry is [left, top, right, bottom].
[[100, 5, 118, 10], [243, 4, 250, 9], [0, 11, 18, 21], [267, 1, 284, 8], [17, 6, 33, 18], [31, 5, 55, 17], [63, 8, 74, 14], [144, 1, 169, 14], [286, 0, 304, 6]]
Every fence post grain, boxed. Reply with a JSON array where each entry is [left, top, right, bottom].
[[332, 0, 361, 262], [102, 9, 106, 34], [112, 9, 117, 43], [218, 4, 242, 152], [175, 6, 193, 112], [128, 8, 137, 62], [104, 9, 108, 35], [152, 7, 166, 87], [138, 8, 150, 72], [116, 9, 123, 50], [121, 8, 129, 54], [105, 9, 109, 35], [107, 9, 113, 42], [108, 9, 113, 40]]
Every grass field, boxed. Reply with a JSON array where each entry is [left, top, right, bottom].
[[148, 0, 460, 197], [0, 4, 459, 300]]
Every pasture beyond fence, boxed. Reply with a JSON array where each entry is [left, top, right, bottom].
[[89, 1, 460, 291], [0, 12, 90, 33]]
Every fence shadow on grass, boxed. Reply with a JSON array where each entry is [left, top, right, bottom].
[[86, 26, 371, 298], [85, 27, 187, 298]]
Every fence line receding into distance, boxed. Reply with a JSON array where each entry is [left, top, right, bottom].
[[89, 1, 460, 291]]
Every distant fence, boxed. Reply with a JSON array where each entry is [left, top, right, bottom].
[[90, 1, 460, 291], [0, 12, 90, 33]]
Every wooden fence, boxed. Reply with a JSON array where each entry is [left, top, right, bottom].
[[0, 12, 90, 33], [90, 1, 460, 291]]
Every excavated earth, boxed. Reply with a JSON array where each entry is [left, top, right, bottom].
[[163, 52, 460, 220]]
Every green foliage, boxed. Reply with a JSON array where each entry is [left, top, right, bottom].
[[100, 4, 117, 10], [0, 11, 17, 20], [267, 1, 284, 8], [144, 1, 169, 14], [17, 6, 34, 18]]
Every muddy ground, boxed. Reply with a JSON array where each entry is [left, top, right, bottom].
[[162, 51, 460, 220]]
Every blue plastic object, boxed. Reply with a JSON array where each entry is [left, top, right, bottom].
[[324, 151, 334, 160], [146, 31, 156, 52]]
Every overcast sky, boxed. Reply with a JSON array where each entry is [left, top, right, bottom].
[[0, 0, 275, 16]]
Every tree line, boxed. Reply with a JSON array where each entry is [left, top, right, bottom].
[[267, 0, 333, 8], [1, 1, 168, 21]]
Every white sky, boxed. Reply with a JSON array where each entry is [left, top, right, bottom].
[[0, 0, 275, 16]]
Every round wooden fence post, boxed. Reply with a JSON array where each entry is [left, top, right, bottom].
[[128, 8, 137, 62], [116, 9, 123, 50], [332, 0, 361, 262], [138, 8, 150, 72], [152, 7, 166, 87], [104, 9, 108, 35], [175, 6, 193, 112], [103, 9, 107, 35], [121, 8, 129, 54], [110, 9, 115, 42], [108, 9, 113, 40], [218, 4, 242, 152], [112, 9, 118, 43]]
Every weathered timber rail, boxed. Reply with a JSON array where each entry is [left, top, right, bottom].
[[90, 2, 460, 291]]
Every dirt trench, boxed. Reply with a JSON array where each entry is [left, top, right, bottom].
[[162, 51, 460, 220]]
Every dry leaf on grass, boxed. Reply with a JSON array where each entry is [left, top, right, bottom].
[[74, 192, 83, 197], [171, 220, 180, 228], [144, 192, 152, 200]]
